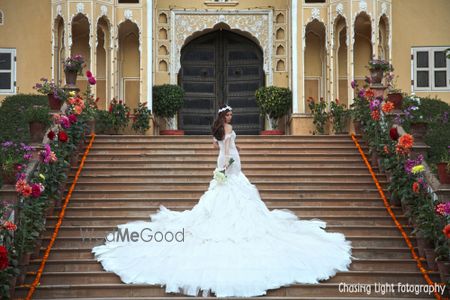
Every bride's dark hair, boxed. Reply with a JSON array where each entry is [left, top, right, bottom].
[[211, 104, 231, 141]]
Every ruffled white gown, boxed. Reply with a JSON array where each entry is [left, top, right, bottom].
[[92, 130, 353, 298]]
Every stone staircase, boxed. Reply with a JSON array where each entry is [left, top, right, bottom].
[[14, 134, 440, 299]]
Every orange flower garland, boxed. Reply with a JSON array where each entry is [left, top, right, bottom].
[[351, 134, 444, 300], [24, 133, 96, 300]]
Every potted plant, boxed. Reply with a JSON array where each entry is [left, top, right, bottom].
[[107, 98, 130, 134], [153, 84, 185, 135], [384, 71, 403, 109], [307, 97, 328, 135], [33, 78, 67, 110], [367, 59, 393, 85], [403, 95, 429, 141], [25, 105, 51, 143], [63, 54, 85, 89], [255, 86, 291, 135], [437, 149, 450, 184], [329, 99, 349, 134], [131, 102, 152, 135], [0, 142, 34, 186]]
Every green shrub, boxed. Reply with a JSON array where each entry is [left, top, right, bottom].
[[255, 86, 292, 119], [152, 84, 184, 118], [0, 94, 48, 143], [25, 105, 51, 125], [132, 102, 152, 134]]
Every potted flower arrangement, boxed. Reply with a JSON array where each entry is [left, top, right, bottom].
[[329, 98, 349, 134], [25, 105, 52, 143], [307, 97, 328, 135], [131, 102, 152, 135], [153, 84, 185, 135], [367, 59, 393, 85], [63, 54, 85, 89], [403, 94, 429, 141], [0, 141, 34, 185], [107, 98, 130, 134], [255, 86, 292, 135], [384, 71, 403, 109], [33, 78, 67, 110]]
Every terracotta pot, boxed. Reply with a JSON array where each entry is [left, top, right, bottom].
[[260, 130, 284, 135], [160, 130, 185, 135], [29, 121, 46, 143], [1, 168, 17, 184], [370, 68, 384, 84], [410, 121, 428, 142], [85, 119, 96, 135], [415, 231, 433, 258], [387, 92, 403, 109], [70, 151, 79, 168], [437, 162, 450, 184], [18, 252, 31, 266], [424, 247, 438, 271], [436, 260, 450, 282], [64, 69, 78, 89], [31, 238, 43, 259], [47, 93, 63, 111], [9, 276, 17, 299]]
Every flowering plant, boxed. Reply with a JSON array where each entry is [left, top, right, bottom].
[[0, 141, 34, 185], [307, 97, 328, 135], [33, 78, 67, 101], [63, 54, 85, 75], [131, 102, 152, 134], [384, 71, 402, 93], [108, 98, 131, 134], [367, 59, 393, 72], [329, 99, 349, 134]]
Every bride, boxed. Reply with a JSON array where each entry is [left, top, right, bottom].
[[92, 104, 353, 298]]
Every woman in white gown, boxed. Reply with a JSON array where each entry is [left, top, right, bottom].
[[92, 104, 353, 298]]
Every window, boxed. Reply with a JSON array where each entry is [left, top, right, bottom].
[[118, 0, 139, 3], [0, 49, 16, 94], [412, 47, 450, 91], [305, 0, 326, 3]]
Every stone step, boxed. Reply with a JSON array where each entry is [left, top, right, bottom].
[[45, 215, 406, 227], [21, 270, 438, 286], [35, 246, 422, 260], [14, 283, 438, 299], [49, 206, 401, 218], [42, 225, 412, 238], [70, 176, 384, 184], [40, 235, 415, 249], [86, 149, 366, 155], [66, 197, 388, 207], [26, 258, 423, 273]]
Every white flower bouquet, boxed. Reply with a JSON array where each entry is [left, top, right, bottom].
[[213, 158, 235, 183]]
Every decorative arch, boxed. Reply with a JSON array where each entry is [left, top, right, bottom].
[[378, 15, 389, 60], [53, 15, 65, 83], [170, 9, 273, 85]]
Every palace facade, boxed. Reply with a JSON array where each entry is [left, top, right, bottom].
[[0, 0, 449, 134]]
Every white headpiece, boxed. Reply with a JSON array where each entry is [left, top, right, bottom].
[[218, 105, 232, 114]]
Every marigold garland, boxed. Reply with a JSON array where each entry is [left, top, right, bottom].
[[351, 134, 444, 300], [24, 133, 96, 300]]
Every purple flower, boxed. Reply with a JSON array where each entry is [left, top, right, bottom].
[[442, 112, 448, 123], [2, 141, 13, 148], [59, 116, 71, 129], [444, 202, 450, 215], [23, 153, 33, 161], [358, 89, 365, 98], [369, 99, 381, 111], [404, 154, 424, 174], [351, 80, 356, 89]]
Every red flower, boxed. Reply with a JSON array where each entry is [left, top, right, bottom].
[[382, 101, 394, 113], [3, 221, 17, 231], [31, 184, 42, 198], [119, 100, 123, 104], [0, 246, 8, 270], [371, 110, 380, 121], [389, 127, 399, 141], [398, 134, 414, 149], [365, 89, 375, 99], [88, 76, 96, 85], [443, 224, 450, 238], [68, 114, 78, 124], [47, 130, 55, 140], [86, 70, 93, 78], [412, 182, 420, 193], [59, 131, 68, 143], [109, 104, 113, 113]]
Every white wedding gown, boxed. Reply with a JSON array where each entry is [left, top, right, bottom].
[[92, 130, 353, 298]]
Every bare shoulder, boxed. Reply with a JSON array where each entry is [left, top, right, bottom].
[[224, 124, 232, 134]]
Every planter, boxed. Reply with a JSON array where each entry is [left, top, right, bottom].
[[1, 169, 17, 184], [31, 237, 43, 259], [437, 162, 450, 184], [46, 199, 55, 216], [410, 121, 428, 142], [29, 121, 46, 143], [370, 151, 379, 169], [47, 93, 63, 111], [64, 69, 78, 89], [260, 130, 284, 135], [436, 260, 450, 282], [18, 251, 31, 266], [415, 231, 433, 258], [9, 276, 17, 299], [424, 247, 438, 271], [70, 150, 79, 168], [387, 92, 403, 109], [389, 190, 401, 207], [369, 68, 384, 84], [160, 130, 185, 135]]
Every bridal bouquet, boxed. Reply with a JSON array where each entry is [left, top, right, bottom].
[[213, 158, 235, 184]]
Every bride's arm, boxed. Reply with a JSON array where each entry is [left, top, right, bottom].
[[223, 128, 232, 168]]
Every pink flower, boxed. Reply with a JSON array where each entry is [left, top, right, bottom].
[[68, 114, 77, 124], [31, 183, 44, 198], [88, 76, 96, 85], [60, 116, 71, 129], [86, 70, 93, 78]]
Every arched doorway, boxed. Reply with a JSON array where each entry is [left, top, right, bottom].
[[179, 29, 265, 135]]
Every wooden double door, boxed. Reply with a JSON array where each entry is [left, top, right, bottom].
[[179, 29, 265, 135]]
